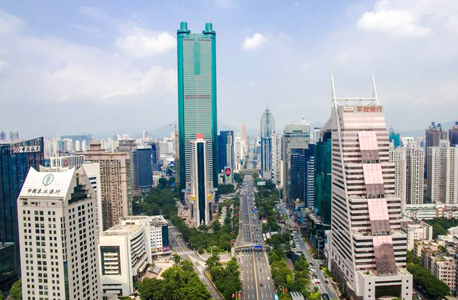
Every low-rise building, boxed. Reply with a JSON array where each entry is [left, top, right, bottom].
[[149, 215, 171, 257], [400, 218, 433, 251], [405, 203, 458, 220], [99, 216, 152, 297]]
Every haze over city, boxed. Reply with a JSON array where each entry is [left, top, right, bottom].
[[1, 0, 458, 138]]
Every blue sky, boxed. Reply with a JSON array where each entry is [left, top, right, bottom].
[[1, 0, 458, 138]]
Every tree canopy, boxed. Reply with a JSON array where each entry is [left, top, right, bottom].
[[137, 260, 211, 300]]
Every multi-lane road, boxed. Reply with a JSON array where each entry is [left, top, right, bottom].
[[236, 176, 275, 300]]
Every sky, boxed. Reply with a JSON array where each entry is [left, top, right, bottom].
[[1, 0, 458, 139]]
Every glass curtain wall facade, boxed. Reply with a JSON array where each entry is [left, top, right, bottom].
[[137, 147, 153, 189], [218, 131, 234, 173], [177, 22, 218, 193], [0, 137, 44, 285], [314, 134, 332, 225]]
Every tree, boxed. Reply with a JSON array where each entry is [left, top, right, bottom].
[[9, 279, 22, 300], [173, 254, 182, 265], [138, 278, 165, 300]]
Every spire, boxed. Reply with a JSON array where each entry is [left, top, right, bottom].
[[372, 71, 379, 104]]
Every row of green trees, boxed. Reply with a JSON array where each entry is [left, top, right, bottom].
[[171, 197, 238, 253], [206, 254, 242, 300], [137, 258, 211, 300], [255, 185, 281, 234], [406, 251, 450, 299]]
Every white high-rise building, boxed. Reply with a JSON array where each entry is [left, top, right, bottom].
[[327, 77, 412, 300], [427, 140, 458, 204], [186, 134, 215, 227], [17, 167, 101, 300], [260, 107, 275, 180], [389, 146, 407, 212], [271, 134, 282, 185], [82, 140, 88, 152], [141, 130, 147, 141], [75, 140, 81, 152], [99, 216, 152, 297], [234, 136, 245, 171], [405, 143, 425, 205]]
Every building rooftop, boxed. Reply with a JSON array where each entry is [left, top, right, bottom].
[[101, 224, 143, 236], [150, 215, 168, 226]]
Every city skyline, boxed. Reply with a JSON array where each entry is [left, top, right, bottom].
[[1, 0, 458, 138]]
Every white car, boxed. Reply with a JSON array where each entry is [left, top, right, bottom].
[[313, 279, 321, 285]]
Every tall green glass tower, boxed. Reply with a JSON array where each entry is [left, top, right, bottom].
[[177, 22, 218, 193]]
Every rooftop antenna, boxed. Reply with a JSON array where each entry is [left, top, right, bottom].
[[371, 69, 379, 104], [331, 71, 337, 108]]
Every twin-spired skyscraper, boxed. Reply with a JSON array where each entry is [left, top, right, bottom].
[[177, 22, 218, 226]]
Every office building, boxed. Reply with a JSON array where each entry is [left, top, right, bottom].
[[150, 142, 161, 171], [234, 137, 245, 171], [426, 140, 458, 204], [282, 120, 311, 207], [406, 203, 458, 220], [83, 140, 133, 230], [186, 134, 215, 227], [137, 145, 154, 191], [289, 147, 314, 209], [0, 137, 44, 284], [218, 131, 234, 176], [99, 216, 152, 297], [450, 122, 458, 146], [260, 107, 275, 180], [149, 215, 171, 256], [177, 22, 218, 194], [0, 131, 5, 141], [49, 155, 85, 169], [327, 77, 412, 300], [18, 167, 101, 300]]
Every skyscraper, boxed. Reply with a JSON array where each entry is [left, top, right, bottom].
[[177, 22, 218, 195], [389, 146, 407, 211], [187, 134, 215, 227], [271, 134, 282, 185], [241, 123, 247, 147], [405, 143, 425, 205], [426, 139, 458, 204], [450, 122, 458, 146], [0, 137, 44, 285], [260, 107, 275, 179], [282, 119, 311, 207], [18, 167, 101, 300], [327, 77, 412, 300], [426, 122, 448, 149]]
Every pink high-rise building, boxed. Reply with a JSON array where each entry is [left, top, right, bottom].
[[326, 77, 412, 300]]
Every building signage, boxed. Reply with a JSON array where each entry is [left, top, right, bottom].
[[10, 145, 41, 154], [356, 106, 383, 113], [343, 107, 354, 113]]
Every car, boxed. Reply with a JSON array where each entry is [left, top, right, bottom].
[[260, 283, 264, 287], [313, 279, 321, 285], [324, 280, 329, 284], [321, 294, 330, 300]]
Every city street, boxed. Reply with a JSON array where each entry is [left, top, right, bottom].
[[276, 203, 339, 299], [236, 176, 275, 300]]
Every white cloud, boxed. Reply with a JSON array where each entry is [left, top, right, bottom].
[[0, 9, 25, 34], [242, 33, 266, 50], [115, 28, 176, 58], [357, 9, 430, 37]]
